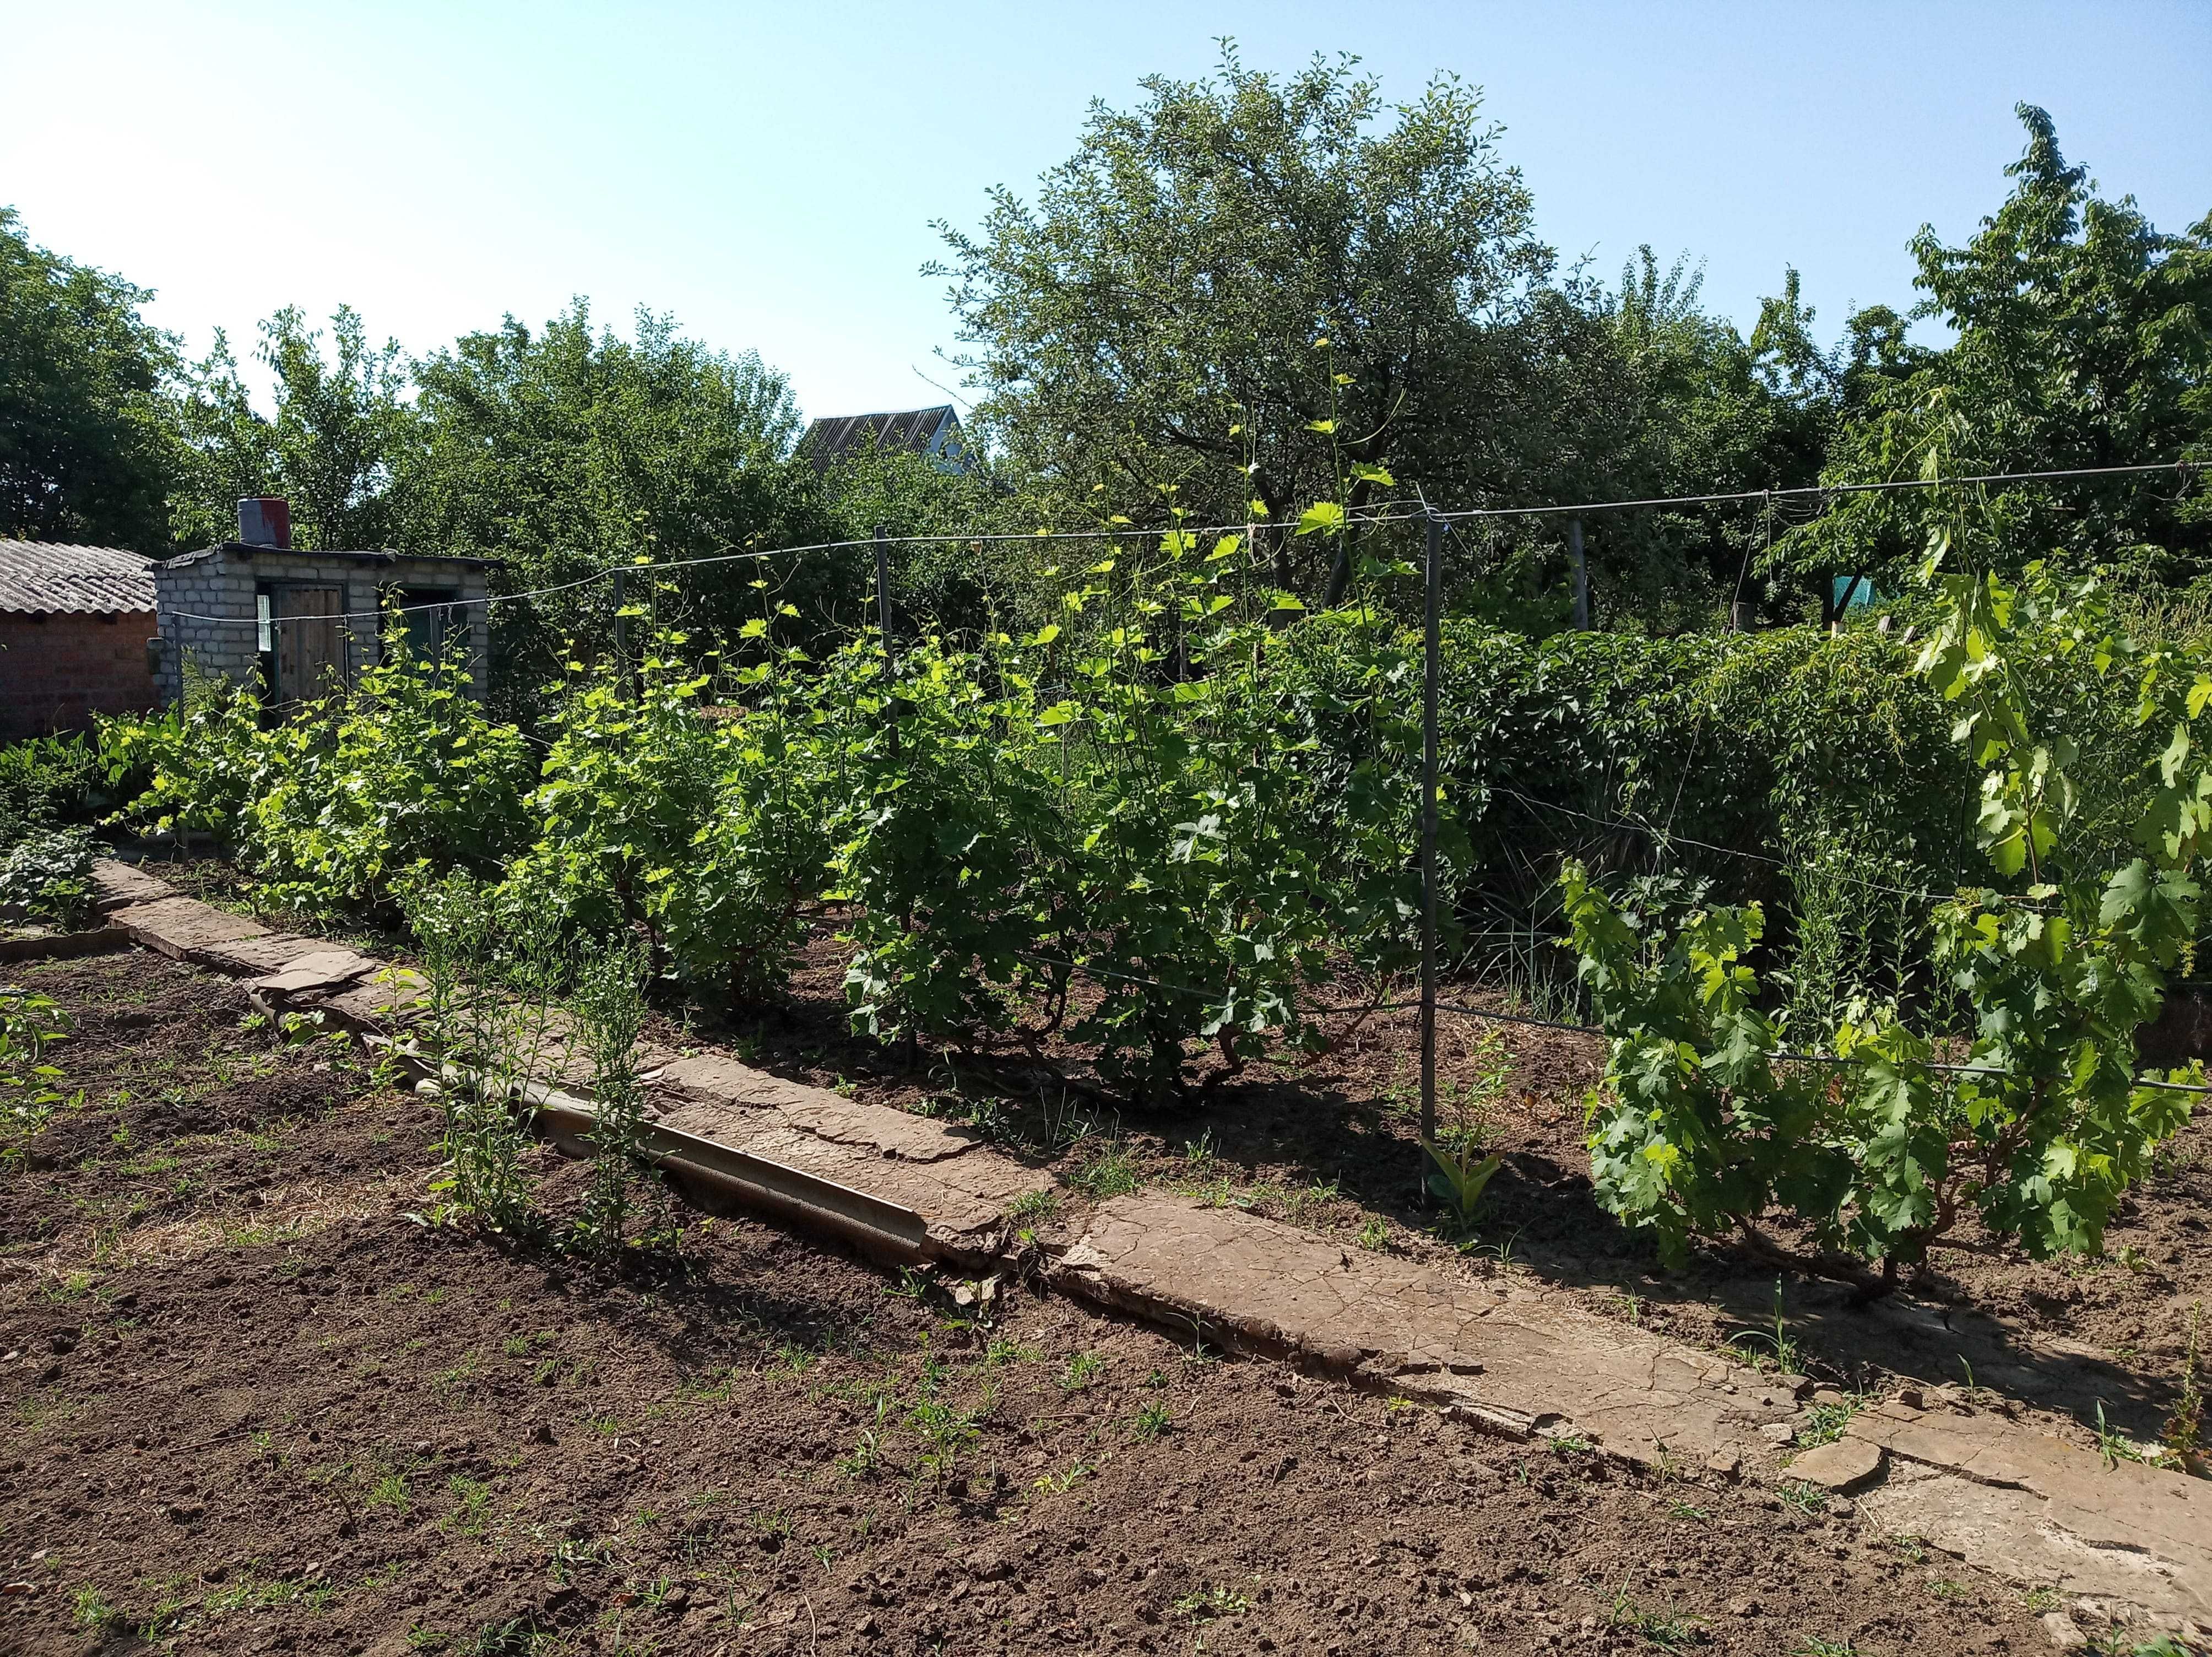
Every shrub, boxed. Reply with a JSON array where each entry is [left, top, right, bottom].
[[829, 632, 1067, 1048], [98, 672, 269, 842], [1026, 533, 1400, 1096], [0, 733, 108, 838], [1567, 550, 2204, 1290], [566, 936, 673, 1258], [245, 641, 535, 914], [401, 869, 565, 1237], [0, 984, 71, 1152], [0, 827, 96, 931], [105, 638, 535, 917], [518, 630, 834, 1001]]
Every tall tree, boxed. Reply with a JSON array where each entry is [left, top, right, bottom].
[[1782, 105, 2212, 595], [1546, 255, 1921, 630], [403, 301, 820, 684], [170, 306, 415, 551], [0, 206, 180, 551], [930, 47, 1559, 600], [807, 436, 1027, 637]]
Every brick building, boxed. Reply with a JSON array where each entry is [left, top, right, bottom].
[[0, 540, 159, 738], [150, 498, 498, 705]]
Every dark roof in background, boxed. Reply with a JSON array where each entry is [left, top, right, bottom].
[[800, 405, 959, 469], [0, 541, 157, 615]]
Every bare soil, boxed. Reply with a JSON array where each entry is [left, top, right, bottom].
[[113, 849, 2212, 1451], [698, 925, 2212, 1460], [2, 949, 2069, 1656]]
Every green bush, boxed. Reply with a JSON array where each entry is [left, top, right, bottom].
[[245, 643, 535, 914], [88, 506, 2191, 1122], [97, 672, 270, 842], [507, 625, 836, 999], [828, 631, 1067, 1047], [0, 734, 109, 839], [1566, 553, 2204, 1288], [400, 869, 563, 1237], [104, 640, 534, 917], [0, 827, 96, 930]]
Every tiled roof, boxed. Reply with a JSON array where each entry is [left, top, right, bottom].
[[801, 405, 959, 469], [0, 541, 157, 615]]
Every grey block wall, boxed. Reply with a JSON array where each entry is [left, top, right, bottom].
[[151, 548, 494, 707]]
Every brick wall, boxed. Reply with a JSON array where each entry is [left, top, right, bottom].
[[0, 610, 159, 738]]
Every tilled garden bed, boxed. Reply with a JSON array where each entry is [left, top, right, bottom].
[[652, 913, 2212, 1461], [1, 949, 2072, 1656]]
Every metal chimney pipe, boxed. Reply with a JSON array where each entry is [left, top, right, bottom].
[[237, 497, 292, 549]]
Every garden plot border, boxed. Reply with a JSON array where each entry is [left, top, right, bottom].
[[59, 858, 2212, 1636]]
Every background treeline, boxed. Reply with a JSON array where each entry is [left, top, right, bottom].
[[4, 54, 2208, 672]]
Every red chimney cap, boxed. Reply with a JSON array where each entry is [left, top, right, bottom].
[[237, 497, 292, 550]]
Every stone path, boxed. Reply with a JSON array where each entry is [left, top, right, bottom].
[[1056, 1192, 1804, 1459], [62, 859, 2212, 1633]]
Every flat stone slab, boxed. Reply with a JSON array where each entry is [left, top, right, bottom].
[[1787, 1436, 1885, 1491], [0, 927, 130, 964], [197, 932, 332, 976], [1052, 1194, 1797, 1461], [252, 948, 379, 998], [321, 971, 427, 1027], [110, 897, 270, 960], [91, 859, 180, 912], [1848, 1402, 2212, 1621], [653, 1090, 1044, 1259]]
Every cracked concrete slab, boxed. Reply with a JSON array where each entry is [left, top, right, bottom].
[[1054, 1198, 2212, 1623], [1788, 1436, 1886, 1491], [1848, 1403, 2212, 1621], [252, 949, 380, 998], [319, 971, 427, 1027], [110, 896, 271, 960], [90, 860, 181, 912], [650, 1095, 1045, 1261], [198, 933, 339, 976], [1051, 1194, 1799, 1465], [650, 1057, 988, 1165]]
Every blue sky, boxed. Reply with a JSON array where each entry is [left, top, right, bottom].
[[3, 1, 2206, 423]]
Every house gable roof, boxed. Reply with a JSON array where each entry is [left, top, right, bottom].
[[800, 405, 961, 470], [0, 541, 158, 616]]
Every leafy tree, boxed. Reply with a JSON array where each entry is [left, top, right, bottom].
[[1552, 257, 1927, 631], [930, 47, 1558, 600], [807, 435, 1027, 637], [0, 206, 180, 551], [169, 306, 415, 551], [402, 301, 820, 687], [1781, 105, 2212, 597], [929, 52, 1899, 632]]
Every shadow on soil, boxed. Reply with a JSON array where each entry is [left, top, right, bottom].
[[697, 969, 2203, 1447]]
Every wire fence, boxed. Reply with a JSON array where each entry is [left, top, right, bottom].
[[162, 456, 2204, 631], [154, 453, 2212, 1107]]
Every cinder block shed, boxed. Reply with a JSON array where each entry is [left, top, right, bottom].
[[151, 498, 498, 705]]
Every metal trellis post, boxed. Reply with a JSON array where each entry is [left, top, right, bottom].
[[1570, 517, 1590, 631], [1420, 509, 1444, 1165], [875, 524, 898, 757], [611, 566, 629, 694]]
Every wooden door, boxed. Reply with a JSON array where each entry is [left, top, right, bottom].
[[276, 588, 346, 701]]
